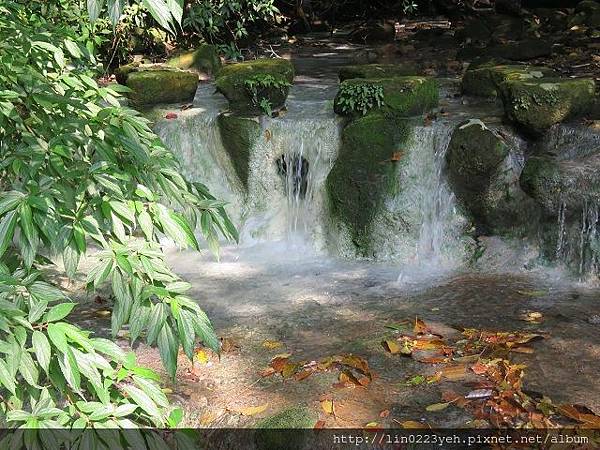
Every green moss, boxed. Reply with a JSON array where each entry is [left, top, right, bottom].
[[166, 44, 222, 76], [338, 63, 419, 81], [114, 61, 140, 84], [215, 59, 295, 115], [462, 63, 556, 97], [520, 156, 562, 213], [254, 406, 317, 450], [326, 113, 414, 255], [333, 76, 438, 118], [217, 113, 261, 189], [125, 69, 198, 105], [500, 77, 596, 134]]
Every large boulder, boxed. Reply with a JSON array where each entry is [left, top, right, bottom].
[[500, 78, 596, 134], [462, 62, 555, 97], [123, 67, 198, 105], [217, 113, 261, 189], [348, 21, 395, 44], [338, 63, 420, 81], [327, 113, 414, 255], [446, 119, 534, 234], [492, 38, 553, 61], [166, 44, 222, 77], [333, 76, 438, 118], [215, 58, 295, 115]]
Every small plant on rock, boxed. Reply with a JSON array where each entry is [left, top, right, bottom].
[[244, 73, 291, 116], [336, 83, 385, 116]]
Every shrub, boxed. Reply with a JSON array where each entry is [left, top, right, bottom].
[[335, 82, 385, 116]]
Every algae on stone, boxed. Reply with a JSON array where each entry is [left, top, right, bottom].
[[215, 58, 295, 115], [338, 63, 419, 81], [500, 77, 595, 134], [327, 113, 414, 255], [333, 76, 438, 118], [124, 68, 198, 105], [217, 113, 261, 189], [166, 44, 222, 76]]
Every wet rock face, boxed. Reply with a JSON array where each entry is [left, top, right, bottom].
[[166, 44, 222, 77], [122, 67, 198, 105], [500, 78, 596, 135], [215, 58, 295, 115], [446, 120, 534, 234]]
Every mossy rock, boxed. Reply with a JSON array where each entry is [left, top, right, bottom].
[[520, 156, 562, 213], [254, 406, 317, 450], [338, 63, 420, 81], [446, 119, 534, 233], [217, 113, 261, 189], [215, 58, 295, 115], [125, 68, 198, 105], [500, 77, 596, 134], [166, 44, 222, 76], [462, 63, 556, 97], [326, 113, 414, 255], [576, 0, 600, 15], [333, 76, 438, 118]]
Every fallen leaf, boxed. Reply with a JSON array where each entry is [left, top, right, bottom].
[[383, 339, 401, 354], [314, 420, 326, 429], [390, 151, 403, 161], [516, 290, 546, 297], [510, 346, 534, 354], [465, 389, 494, 400], [220, 337, 239, 353], [365, 422, 379, 428], [165, 112, 178, 119], [262, 339, 283, 350], [259, 367, 276, 377], [379, 409, 390, 418], [265, 129, 272, 142], [426, 402, 450, 412], [95, 310, 111, 317], [471, 362, 488, 375], [414, 317, 430, 334], [321, 399, 335, 415], [237, 404, 269, 416], [440, 365, 469, 381], [181, 103, 193, 111], [404, 374, 426, 386], [397, 420, 429, 429]]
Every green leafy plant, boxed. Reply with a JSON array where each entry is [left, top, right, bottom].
[[336, 83, 385, 116], [183, 0, 281, 56], [0, 0, 236, 434], [244, 73, 291, 116], [87, 0, 183, 33]]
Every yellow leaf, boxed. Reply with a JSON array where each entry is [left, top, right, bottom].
[[399, 420, 428, 429], [321, 399, 335, 415], [262, 339, 284, 350], [426, 402, 450, 412], [95, 310, 111, 317], [196, 349, 209, 364], [365, 422, 379, 428], [200, 412, 215, 426], [238, 403, 269, 416], [384, 339, 401, 354]]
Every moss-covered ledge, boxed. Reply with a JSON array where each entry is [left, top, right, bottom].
[[326, 113, 414, 255], [166, 44, 222, 77], [500, 77, 596, 135], [124, 68, 198, 105], [338, 63, 420, 81], [333, 76, 438, 118], [215, 58, 295, 115], [217, 113, 261, 190]]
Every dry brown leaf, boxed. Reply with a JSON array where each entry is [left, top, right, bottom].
[[414, 317, 429, 334], [379, 409, 390, 418], [314, 420, 326, 429], [199, 412, 215, 426]]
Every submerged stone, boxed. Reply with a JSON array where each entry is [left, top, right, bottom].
[[124, 68, 198, 105], [166, 44, 222, 77], [217, 113, 261, 189], [215, 58, 295, 115], [500, 77, 596, 134], [333, 76, 438, 118], [338, 63, 419, 81], [462, 62, 555, 97]]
